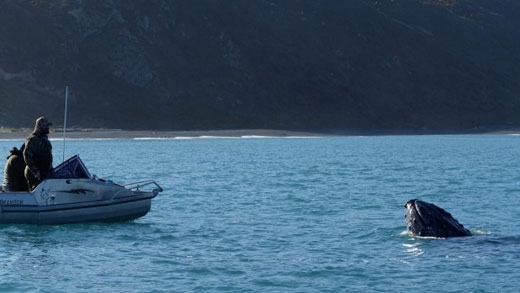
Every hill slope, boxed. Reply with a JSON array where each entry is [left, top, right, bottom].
[[1, 0, 519, 131]]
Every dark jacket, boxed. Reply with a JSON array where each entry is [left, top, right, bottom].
[[24, 131, 53, 177], [3, 147, 28, 191]]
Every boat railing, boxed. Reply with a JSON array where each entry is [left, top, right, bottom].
[[123, 179, 163, 193]]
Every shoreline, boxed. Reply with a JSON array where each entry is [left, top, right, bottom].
[[0, 129, 329, 140], [0, 128, 519, 140]]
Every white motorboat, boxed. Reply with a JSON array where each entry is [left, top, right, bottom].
[[0, 155, 162, 225]]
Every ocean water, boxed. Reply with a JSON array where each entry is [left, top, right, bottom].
[[0, 134, 519, 292]]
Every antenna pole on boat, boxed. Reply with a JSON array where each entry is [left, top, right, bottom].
[[62, 86, 69, 162]]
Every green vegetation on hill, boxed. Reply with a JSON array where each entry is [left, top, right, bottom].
[[1, 0, 519, 131]]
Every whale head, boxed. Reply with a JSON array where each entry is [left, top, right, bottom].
[[404, 199, 471, 238]]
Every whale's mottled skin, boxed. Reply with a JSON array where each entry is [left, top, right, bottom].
[[404, 199, 471, 238]]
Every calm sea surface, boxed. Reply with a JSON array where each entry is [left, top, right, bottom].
[[0, 134, 519, 292]]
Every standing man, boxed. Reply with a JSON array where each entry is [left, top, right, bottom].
[[24, 116, 53, 190]]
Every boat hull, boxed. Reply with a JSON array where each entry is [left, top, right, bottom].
[[0, 196, 154, 225]]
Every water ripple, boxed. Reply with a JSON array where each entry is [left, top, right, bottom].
[[0, 136, 519, 292]]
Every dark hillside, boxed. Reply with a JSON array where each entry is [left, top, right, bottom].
[[1, 0, 519, 131]]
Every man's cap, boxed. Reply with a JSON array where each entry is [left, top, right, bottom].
[[36, 116, 52, 127]]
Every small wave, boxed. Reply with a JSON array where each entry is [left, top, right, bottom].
[[133, 137, 177, 140], [241, 135, 277, 138], [48, 137, 121, 141], [399, 230, 454, 240], [133, 135, 264, 140], [198, 136, 237, 139], [241, 135, 321, 139], [130, 135, 322, 140], [402, 242, 424, 256], [471, 229, 492, 236]]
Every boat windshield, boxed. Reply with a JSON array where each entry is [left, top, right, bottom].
[[51, 155, 91, 179]]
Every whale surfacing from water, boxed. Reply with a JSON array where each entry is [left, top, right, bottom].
[[404, 199, 471, 238]]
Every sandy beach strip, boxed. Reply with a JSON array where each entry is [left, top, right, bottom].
[[0, 129, 330, 140], [1, 127, 519, 140]]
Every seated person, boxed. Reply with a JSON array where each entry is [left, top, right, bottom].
[[2, 144, 29, 192]]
